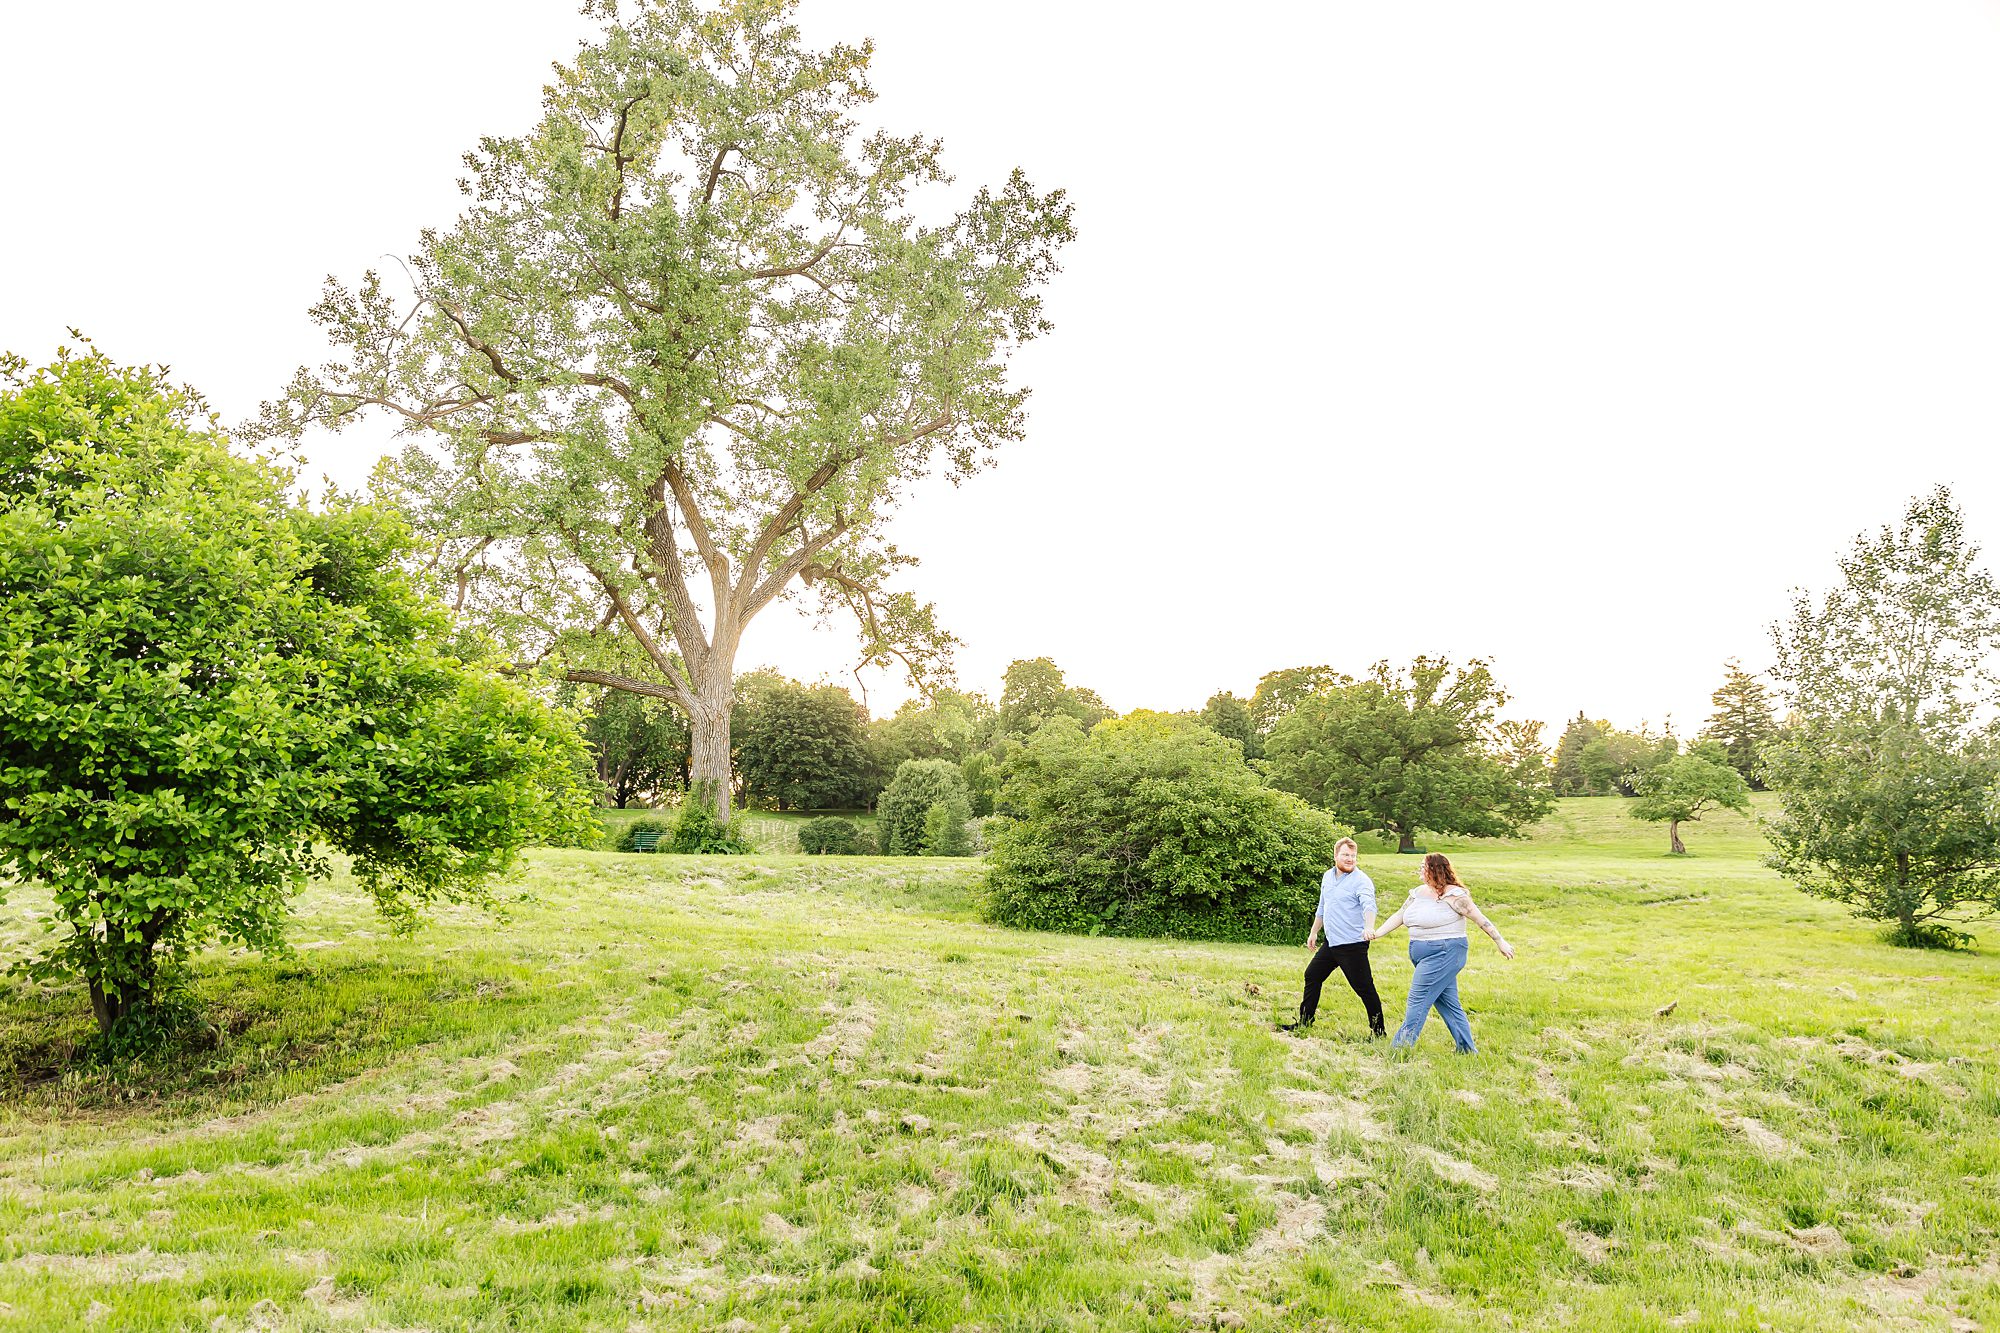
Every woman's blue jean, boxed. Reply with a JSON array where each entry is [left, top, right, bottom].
[[1392, 937, 1475, 1053]]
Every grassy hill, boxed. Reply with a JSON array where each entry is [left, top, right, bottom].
[[0, 799, 1995, 1330]]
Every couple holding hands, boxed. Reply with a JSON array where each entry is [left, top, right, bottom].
[[1280, 837, 1514, 1052]]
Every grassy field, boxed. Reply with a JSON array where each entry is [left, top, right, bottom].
[[1, 798, 1996, 1331]]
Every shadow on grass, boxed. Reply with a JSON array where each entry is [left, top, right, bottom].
[[0, 948, 575, 1117]]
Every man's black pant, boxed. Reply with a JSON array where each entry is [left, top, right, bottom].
[[1299, 941, 1385, 1033]]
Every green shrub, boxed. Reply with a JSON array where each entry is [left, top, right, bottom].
[[986, 712, 1344, 944], [878, 759, 973, 855], [921, 796, 974, 856], [667, 795, 751, 854], [612, 817, 673, 852], [798, 816, 864, 855]]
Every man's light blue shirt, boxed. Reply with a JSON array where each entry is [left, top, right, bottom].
[[1317, 866, 1376, 946]]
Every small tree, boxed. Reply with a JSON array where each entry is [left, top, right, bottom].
[[1700, 660, 1778, 789], [1765, 487, 2000, 945], [1631, 744, 1752, 854], [0, 348, 595, 1034], [1263, 657, 1552, 853], [877, 759, 972, 855], [920, 796, 974, 856]]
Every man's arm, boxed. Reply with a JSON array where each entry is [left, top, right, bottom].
[[1306, 913, 1322, 949], [1361, 876, 1378, 938]]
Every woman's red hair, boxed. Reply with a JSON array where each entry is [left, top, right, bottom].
[[1421, 853, 1461, 893]]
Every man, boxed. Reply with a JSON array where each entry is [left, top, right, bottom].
[[1280, 837, 1386, 1036]]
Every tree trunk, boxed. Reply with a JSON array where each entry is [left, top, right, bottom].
[[688, 678, 735, 824], [85, 911, 168, 1035], [1669, 820, 1686, 855], [1895, 850, 1914, 933], [1397, 828, 1417, 854]]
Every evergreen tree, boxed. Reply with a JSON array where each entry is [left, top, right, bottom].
[[1700, 659, 1778, 789], [1551, 713, 1609, 795]]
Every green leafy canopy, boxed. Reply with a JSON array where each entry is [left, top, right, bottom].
[[252, 0, 1074, 819], [0, 346, 596, 1032]]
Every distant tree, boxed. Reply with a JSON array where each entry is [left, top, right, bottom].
[[869, 688, 994, 787], [1248, 665, 1339, 735], [583, 688, 689, 807], [1764, 487, 2000, 946], [1497, 719, 1552, 793], [1577, 727, 1676, 798], [960, 751, 1001, 817], [1700, 660, 1778, 789], [256, 2, 1074, 825], [733, 678, 874, 811], [1198, 690, 1262, 760], [1551, 713, 1609, 795], [996, 658, 1113, 739], [877, 759, 974, 855], [1630, 742, 1752, 854], [0, 348, 595, 1036], [986, 713, 1342, 942], [1263, 657, 1553, 853]]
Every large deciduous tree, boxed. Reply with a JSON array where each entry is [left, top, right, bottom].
[[257, 0, 1073, 822], [1263, 657, 1552, 853], [1247, 664, 1339, 736], [0, 348, 595, 1035], [1764, 487, 2000, 945], [733, 676, 874, 810], [995, 658, 1112, 741]]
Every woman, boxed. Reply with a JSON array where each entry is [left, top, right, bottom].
[[1367, 853, 1514, 1053]]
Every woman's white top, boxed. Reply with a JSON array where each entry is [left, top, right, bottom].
[[1403, 885, 1470, 940]]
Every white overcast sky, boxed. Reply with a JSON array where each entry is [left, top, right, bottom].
[[5, 1, 1998, 734]]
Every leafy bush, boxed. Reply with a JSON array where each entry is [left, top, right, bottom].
[[0, 347, 596, 1035], [613, 817, 673, 852], [921, 796, 974, 856], [986, 713, 1344, 944], [878, 759, 973, 855], [798, 816, 864, 855], [667, 793, 750, 855]]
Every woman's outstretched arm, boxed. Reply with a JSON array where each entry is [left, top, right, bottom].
[[1366, 910, 1405, 942], [1448, 893, 1515, 959]]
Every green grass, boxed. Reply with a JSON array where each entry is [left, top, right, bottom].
[[1, 798, 1996, 1330]]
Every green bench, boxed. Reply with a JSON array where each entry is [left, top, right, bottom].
[[630, 828, 663, 853]]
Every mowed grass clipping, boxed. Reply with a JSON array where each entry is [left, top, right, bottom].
[[0, 798, 1996, 1331]]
